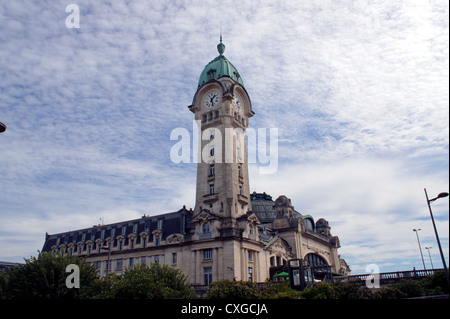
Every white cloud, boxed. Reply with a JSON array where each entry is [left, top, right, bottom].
[[0, 0, 448, 274], [250, 156, 449, 272]]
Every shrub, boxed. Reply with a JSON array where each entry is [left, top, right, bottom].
[[206, 279, 261, 299], [373, 286, 406, 300], [389, 279, 425, 298], [333, 282, 375, 299], [0, 269, 9, 299], [300, 282, 336, 299], [259, 280, 302, 299], [421, 270, 448, 295]]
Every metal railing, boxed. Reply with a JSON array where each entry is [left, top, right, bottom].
[[334, 268, 443, 284]]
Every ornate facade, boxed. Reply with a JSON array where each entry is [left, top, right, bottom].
[[42, 38, 350, 287]]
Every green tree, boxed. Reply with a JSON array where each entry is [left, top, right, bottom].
[[110, 263, 196, 299], [7, 252, 97, 299], [80, 272, 121, 299]]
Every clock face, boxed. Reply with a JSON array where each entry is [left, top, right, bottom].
[[203, 90, 221, 108], [234, 93, 242, 110]]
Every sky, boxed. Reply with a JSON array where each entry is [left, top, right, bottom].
[[0, 0, 448, 275]]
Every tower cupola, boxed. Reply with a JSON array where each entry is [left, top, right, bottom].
[[198, 38, 244, 87]]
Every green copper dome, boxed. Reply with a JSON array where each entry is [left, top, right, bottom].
[[198, 38, 244, 87]]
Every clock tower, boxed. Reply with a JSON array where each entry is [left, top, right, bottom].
[[188, 37, 254, 237]]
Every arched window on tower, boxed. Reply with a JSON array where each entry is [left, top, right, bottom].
[[201, 222, 211, 239], [202, 222, 210, 235]]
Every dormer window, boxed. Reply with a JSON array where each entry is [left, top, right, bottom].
[[233, 71, 240, 82], [207, 69, 216, 80]]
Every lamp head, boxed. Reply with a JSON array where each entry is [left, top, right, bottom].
[[429, 192, 449, 202]]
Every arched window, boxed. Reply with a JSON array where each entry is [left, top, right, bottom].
[[305, 253, 328, 268], [304, 218, 314, 231], [202, 222, 210, 235]]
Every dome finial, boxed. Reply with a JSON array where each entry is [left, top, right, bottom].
[[217, 24, 225, 55]]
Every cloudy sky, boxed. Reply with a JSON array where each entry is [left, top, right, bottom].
[[1, 0, 448, 274]]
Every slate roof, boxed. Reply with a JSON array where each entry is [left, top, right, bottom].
[[42, 207, 192, 252]]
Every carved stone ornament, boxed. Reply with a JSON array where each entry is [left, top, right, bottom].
[[192, 210, 220, 224], [166, 233, 184, 244], [152, 229, 162, 237], [247, 213, 260, 225], [265, 237, 294, 259]]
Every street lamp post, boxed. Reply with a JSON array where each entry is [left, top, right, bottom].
[[413, 228, 426, 270], [424, 188, 449, 285], [0, 121, 6, 133], [425, 247, 434, 270]]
